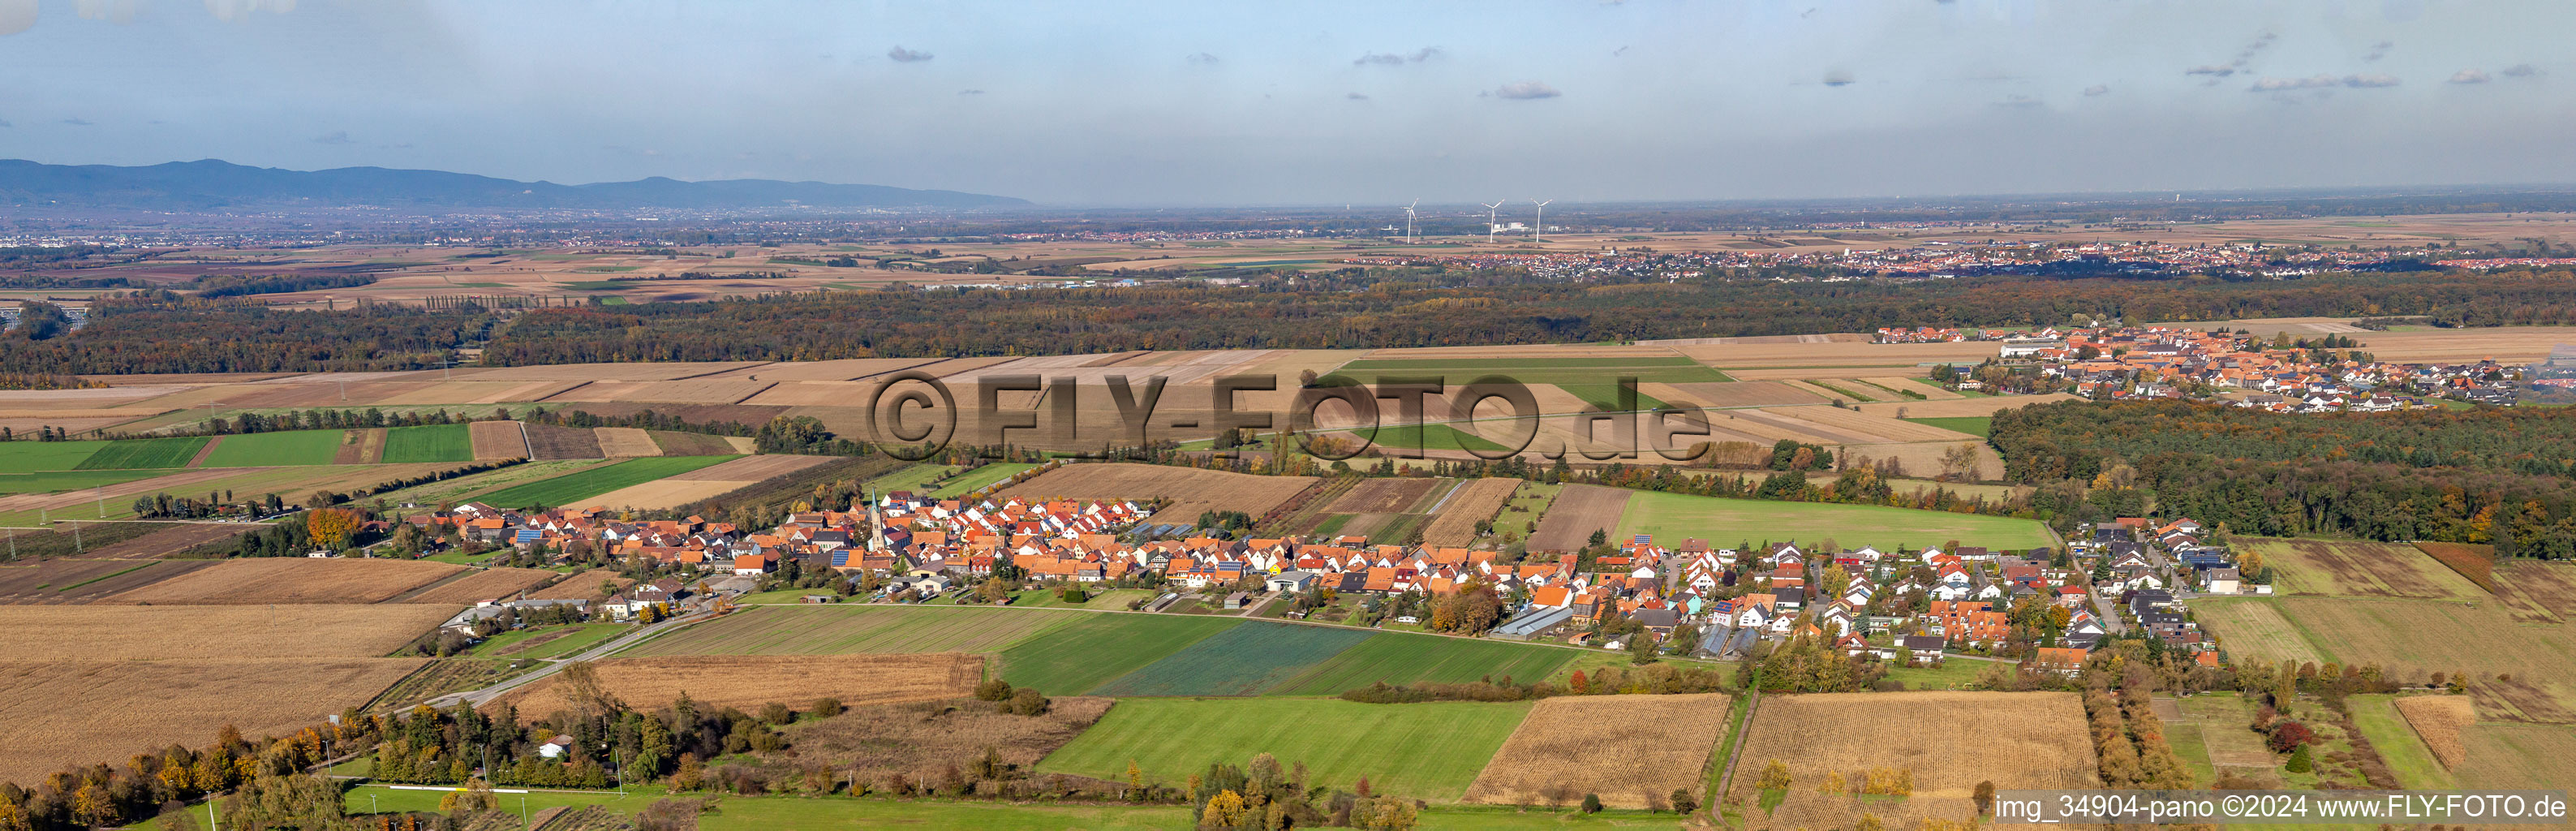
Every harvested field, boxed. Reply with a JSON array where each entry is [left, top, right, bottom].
[[1730, 692, 2097, 831], [2249, 538, 2486, 601], [0, 558, 213, 604], [1855, 393, 2082, 419], [540, 378, 775, 405], [1619, 489, 2059, 553], [403, 567, 561, 604], [457, 362, 769, 381], [1667, 339, 1994, 367], [0, 605, 457, 659], [580, 477, 762, 511], [991, 463, 1317, 522], [0, 658, 426, 787], [1837, 441, 2002, 481], [101, 557, 466, 605], [626, 605, 1074, 657], [646, 429, 738, 456], [334, 428, 385, 464], [468, 420, 528, 459], [1762, 405, 1976, 443], [667, 454, 834, 481], [2395, 695, 2472, 770], [527, 569, 634, 601], [790, 695, 1114, 783], [0, 467, 254, 515], [2457, 724, 2576, 792], [368, 380, 586, 406], [1861, 377, 1963, 400], [2495, 561, 2576, 626], [1527, 484, 1631, 551], [493, 653, 981, 716], [1421, 477, 1516, 547], [592, 427, 662, 457], [1464, 693, 1731, 810], [536, 402, 788, 426], [1331, 477, 1438, 514], [1654, 380, 1828, 407], [71, 523, 253, 558], [521, 423, 605, 459], [2412, 540, 2498, 593], [700, 357, 942, 381]]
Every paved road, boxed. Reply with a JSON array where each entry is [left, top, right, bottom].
[[425, 613, 701, 708]]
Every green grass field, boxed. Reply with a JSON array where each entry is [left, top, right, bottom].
[[931, 463, 1037, 498], [71, 436, 208, 470], [1039, 697, 1532, 802], [865, 463, 954, 494], [1088, 620, 1374, 697], [2350, 695, 2458, 790], [996, 614, 1243, 695], [0, 468, 172, 495], [1615, 489, 2056, 551], [200, 429, 347, 467], [621, 605, 1073, 657], [380, 424, 475, 463], [0, 440, 109, 471], [468, 454, 738, 508], [1269, 631, 1576, 695], [1901, 416, 1993, 437]]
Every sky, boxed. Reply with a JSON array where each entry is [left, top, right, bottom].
[[0, 0, 2570, 206]]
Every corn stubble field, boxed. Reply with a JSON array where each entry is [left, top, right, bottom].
[[1462, 692, 1731, 810], [0, 658, 427, 786], [1730, 692, 2099, 831], [493, 653, 983, 716], [101, 557, 467, 605]]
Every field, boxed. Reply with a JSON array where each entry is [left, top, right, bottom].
[[467, 419, 527, 459], [931, 462, 1039, 498], [1616, 490, 2055, 552], [1463, 693, 1731, 810], [0, 440, 110, 471], [402, 566, 561, 604], [0, 558, 212, 603], [0, 658, 425, 786], [1334, 355, 1731, 411], [592, 427, 663, 456], [200, 428, 348, 467], [1526, 484, 1632, 551], [2393, 695, 2472, 771], [1358, 422, 1512, 454], [2348, 695, 2459, 789], [2247, 538, 2487, 601], [1900, 416, 1991, 437], [992, 463, 1318, 522], [1727, 692, 2096, 831], [1038, 697, 1533, 803], [467, 454, 740, 509], [1268, 631, 1576, 696], [790, 695, 1115, 784], [624, 605, 1075, 657], [100, 557, 466, 605], [1330, 477, 1440, 514], [379, 424, 475, 463], [71, 436, 209, 470], [493, 653, 982, 716], [648, 429, 742, 456], [2190, 598, 2329, 666], [0, 605, 457, 659], [0, 467, 172, 495], [2456, 724, 2576, 792], [522, 423, 605, 459], [1421, 477, 1519, 547], [2215, 596, 2576, 726], [995, 614, 1243, 695], [2495, 560, 2576, 625], [1086, 621, 1375, 697], [526, 568, 634, 600]]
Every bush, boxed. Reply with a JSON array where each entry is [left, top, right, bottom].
[[2285, 743, 2313, 773], [1008, 687, 1050, 717], [810, 697, 843, 718], [2268, 721, 2316, 753], [974, 679, 1014, 702], [1580, 794, 1602, 814]]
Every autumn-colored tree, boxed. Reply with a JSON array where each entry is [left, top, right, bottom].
[[1756, 760, 1792, 791], [1198, 790, 1247, 830], [306, 507, 363, 549]]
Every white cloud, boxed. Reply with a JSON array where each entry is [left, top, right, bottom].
[[203, 0, 295, 23], [1354, 47, 1442, 67], [2501, 63, 2541, 78], [2448, 69, 2490, 84], [2249, 74, 2399, 92], [1492, 80, 1560, 100], [0, 0, 37, 34], [887, 45, 933, 63]]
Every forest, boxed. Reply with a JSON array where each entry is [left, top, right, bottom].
[[9, 269, 2576, 374], [1989, 401, 2576, 558]]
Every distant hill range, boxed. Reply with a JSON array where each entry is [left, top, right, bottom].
[[0, 158, 1028, 210]]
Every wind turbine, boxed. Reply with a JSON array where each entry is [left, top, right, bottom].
[[1529, 199, 1554, 243], [1480, 200, 1505, 243], [1401, 200, 1420, 243]]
